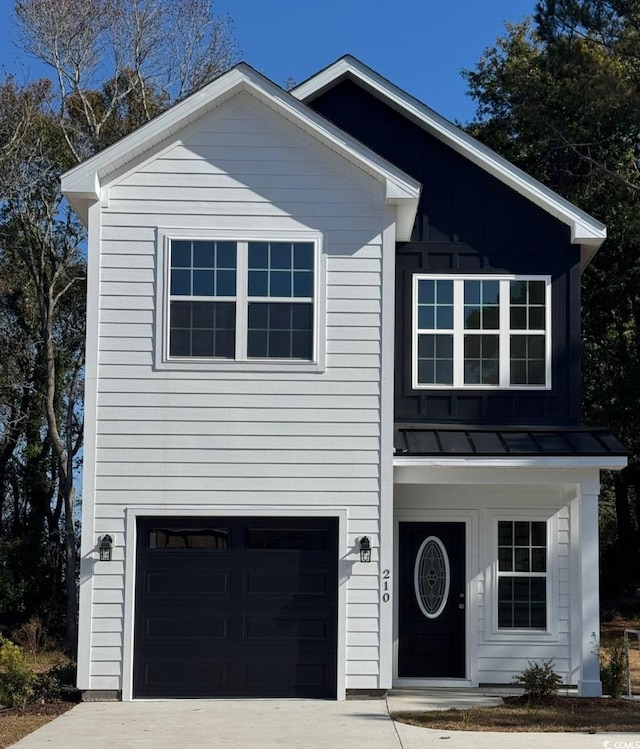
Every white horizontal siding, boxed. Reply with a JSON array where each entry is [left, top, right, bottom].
[[87, 91, 387, 693]]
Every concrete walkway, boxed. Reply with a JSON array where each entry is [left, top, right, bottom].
[[11, 697, 640, 748]]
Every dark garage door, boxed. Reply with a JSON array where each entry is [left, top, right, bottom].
[[134, 516, 338, 698]]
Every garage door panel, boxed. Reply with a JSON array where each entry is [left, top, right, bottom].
[[144, 615, 229, 640], [143, 659, 229, 688], [134, 516, 338, 698], [243, 616, 329, 641], [145, 570, 230, 595], [243, 660, 327, 690], [244, 570, 330, 596]]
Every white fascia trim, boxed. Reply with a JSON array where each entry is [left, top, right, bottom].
[[393, 456, 627, 470], [61, 63, 420, 239], [293, 56, 606, 264]]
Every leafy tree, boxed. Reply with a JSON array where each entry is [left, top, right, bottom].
[[463, 3, 640, 593], [0, 0, 239, 652]]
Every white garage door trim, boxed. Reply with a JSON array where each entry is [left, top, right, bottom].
[[122, 505, 348, 701]]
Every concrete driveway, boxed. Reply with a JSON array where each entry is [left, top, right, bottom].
[[12, 699, 640, 748]]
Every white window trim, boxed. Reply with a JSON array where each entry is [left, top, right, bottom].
[[411, 274, 552, 390], [154, 227, 326, 373], [484, 510, 559, 643]]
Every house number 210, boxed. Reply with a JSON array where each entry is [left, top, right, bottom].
[[382, 569, 390, 602]]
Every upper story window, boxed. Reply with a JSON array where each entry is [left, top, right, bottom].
[[412, 275, 551, 389], [167, 239, 316, 362]]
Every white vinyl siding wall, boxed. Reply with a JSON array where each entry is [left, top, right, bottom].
[[84, 92, 390, 692]]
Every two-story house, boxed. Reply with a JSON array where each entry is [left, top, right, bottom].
[[61, 56, 626, 701]]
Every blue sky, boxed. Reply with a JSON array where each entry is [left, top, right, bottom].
[[0, 0, 537, 123]]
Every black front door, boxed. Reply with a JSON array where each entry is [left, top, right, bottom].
[[398, 522, 465, 678]]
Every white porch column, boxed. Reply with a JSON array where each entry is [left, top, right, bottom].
[[571, 483, 602, 696]]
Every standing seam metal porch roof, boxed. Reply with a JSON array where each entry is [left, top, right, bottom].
[[394, 426, 627, 457]]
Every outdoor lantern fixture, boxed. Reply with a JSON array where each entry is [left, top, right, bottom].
[[359, 536, 371, 563], [99, 535, 113, 562]]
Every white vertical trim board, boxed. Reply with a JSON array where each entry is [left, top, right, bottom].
[[77, 200, 102, 690], [377, 207, 396, 689]]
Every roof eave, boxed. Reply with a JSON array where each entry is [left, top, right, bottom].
[[61, 62, 421, 235], [293, 56, 607, 263]]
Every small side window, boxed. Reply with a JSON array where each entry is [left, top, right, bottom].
[[497, 520, 547, 629]]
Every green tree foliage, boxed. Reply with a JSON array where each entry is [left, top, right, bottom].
[[464, 2, 640, 593], [0, 0, 239, 652]]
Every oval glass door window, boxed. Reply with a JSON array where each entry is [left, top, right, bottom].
[[414, 536, 450, 619]]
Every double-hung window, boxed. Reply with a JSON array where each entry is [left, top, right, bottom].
[[167, 238, 316, 362], [412, 275, 550, 389], [497, 520, 547, 629]]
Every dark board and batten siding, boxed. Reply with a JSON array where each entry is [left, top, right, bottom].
[[309, 79, 582, 426]]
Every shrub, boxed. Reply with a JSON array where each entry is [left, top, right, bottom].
[[13, 617, 52, 654], [32, 662, 78, 703], [0, 636, 35, 708], [514, 659, 563, 704], [600, 644, 626, 699]]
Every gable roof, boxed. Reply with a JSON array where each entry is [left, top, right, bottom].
[[61, 63, 420, 239], [292, 55, 607, 269]]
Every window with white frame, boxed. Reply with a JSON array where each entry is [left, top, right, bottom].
[[497, 520, 547, 629], [168, 239, 316, 361], [412, 275, 550, 389]]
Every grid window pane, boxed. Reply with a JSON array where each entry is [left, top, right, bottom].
[[193, 241, 215, 268], [497, 520, 547, 629], [271, 243, 292, 269], [510, 335, 546, 385], [418, 306, 435, 329], [192, 269, 215, 296], [417, 279, 453, 332], [294, 243, 314, 270], [463, 334, 499, 384], [216, 242, 236, 268], [248, 241, 314, 299], [248, 242, 269, 269], [169, 301, 235, 359], [171, 241, 191, 267], [464, 280, 500, 330], [170, 240, 237, 300], [509, 279, 546, 332], [247, 302, 313, 359], [417, 333, 453, 385], [248, 270, 268, 297], [171, 269, 191, 295], [270, 270, 292, 297]]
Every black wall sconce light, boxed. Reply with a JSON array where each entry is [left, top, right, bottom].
[[359, 536, 371, 563], [99, 535, 113, 561]]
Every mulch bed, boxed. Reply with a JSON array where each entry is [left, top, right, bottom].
[[0, 702, 75, 719], [392, 695, 640, 733]]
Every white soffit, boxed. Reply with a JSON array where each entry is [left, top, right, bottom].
[[60, 63, 420, 238], [292, 56, 607, 268]]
